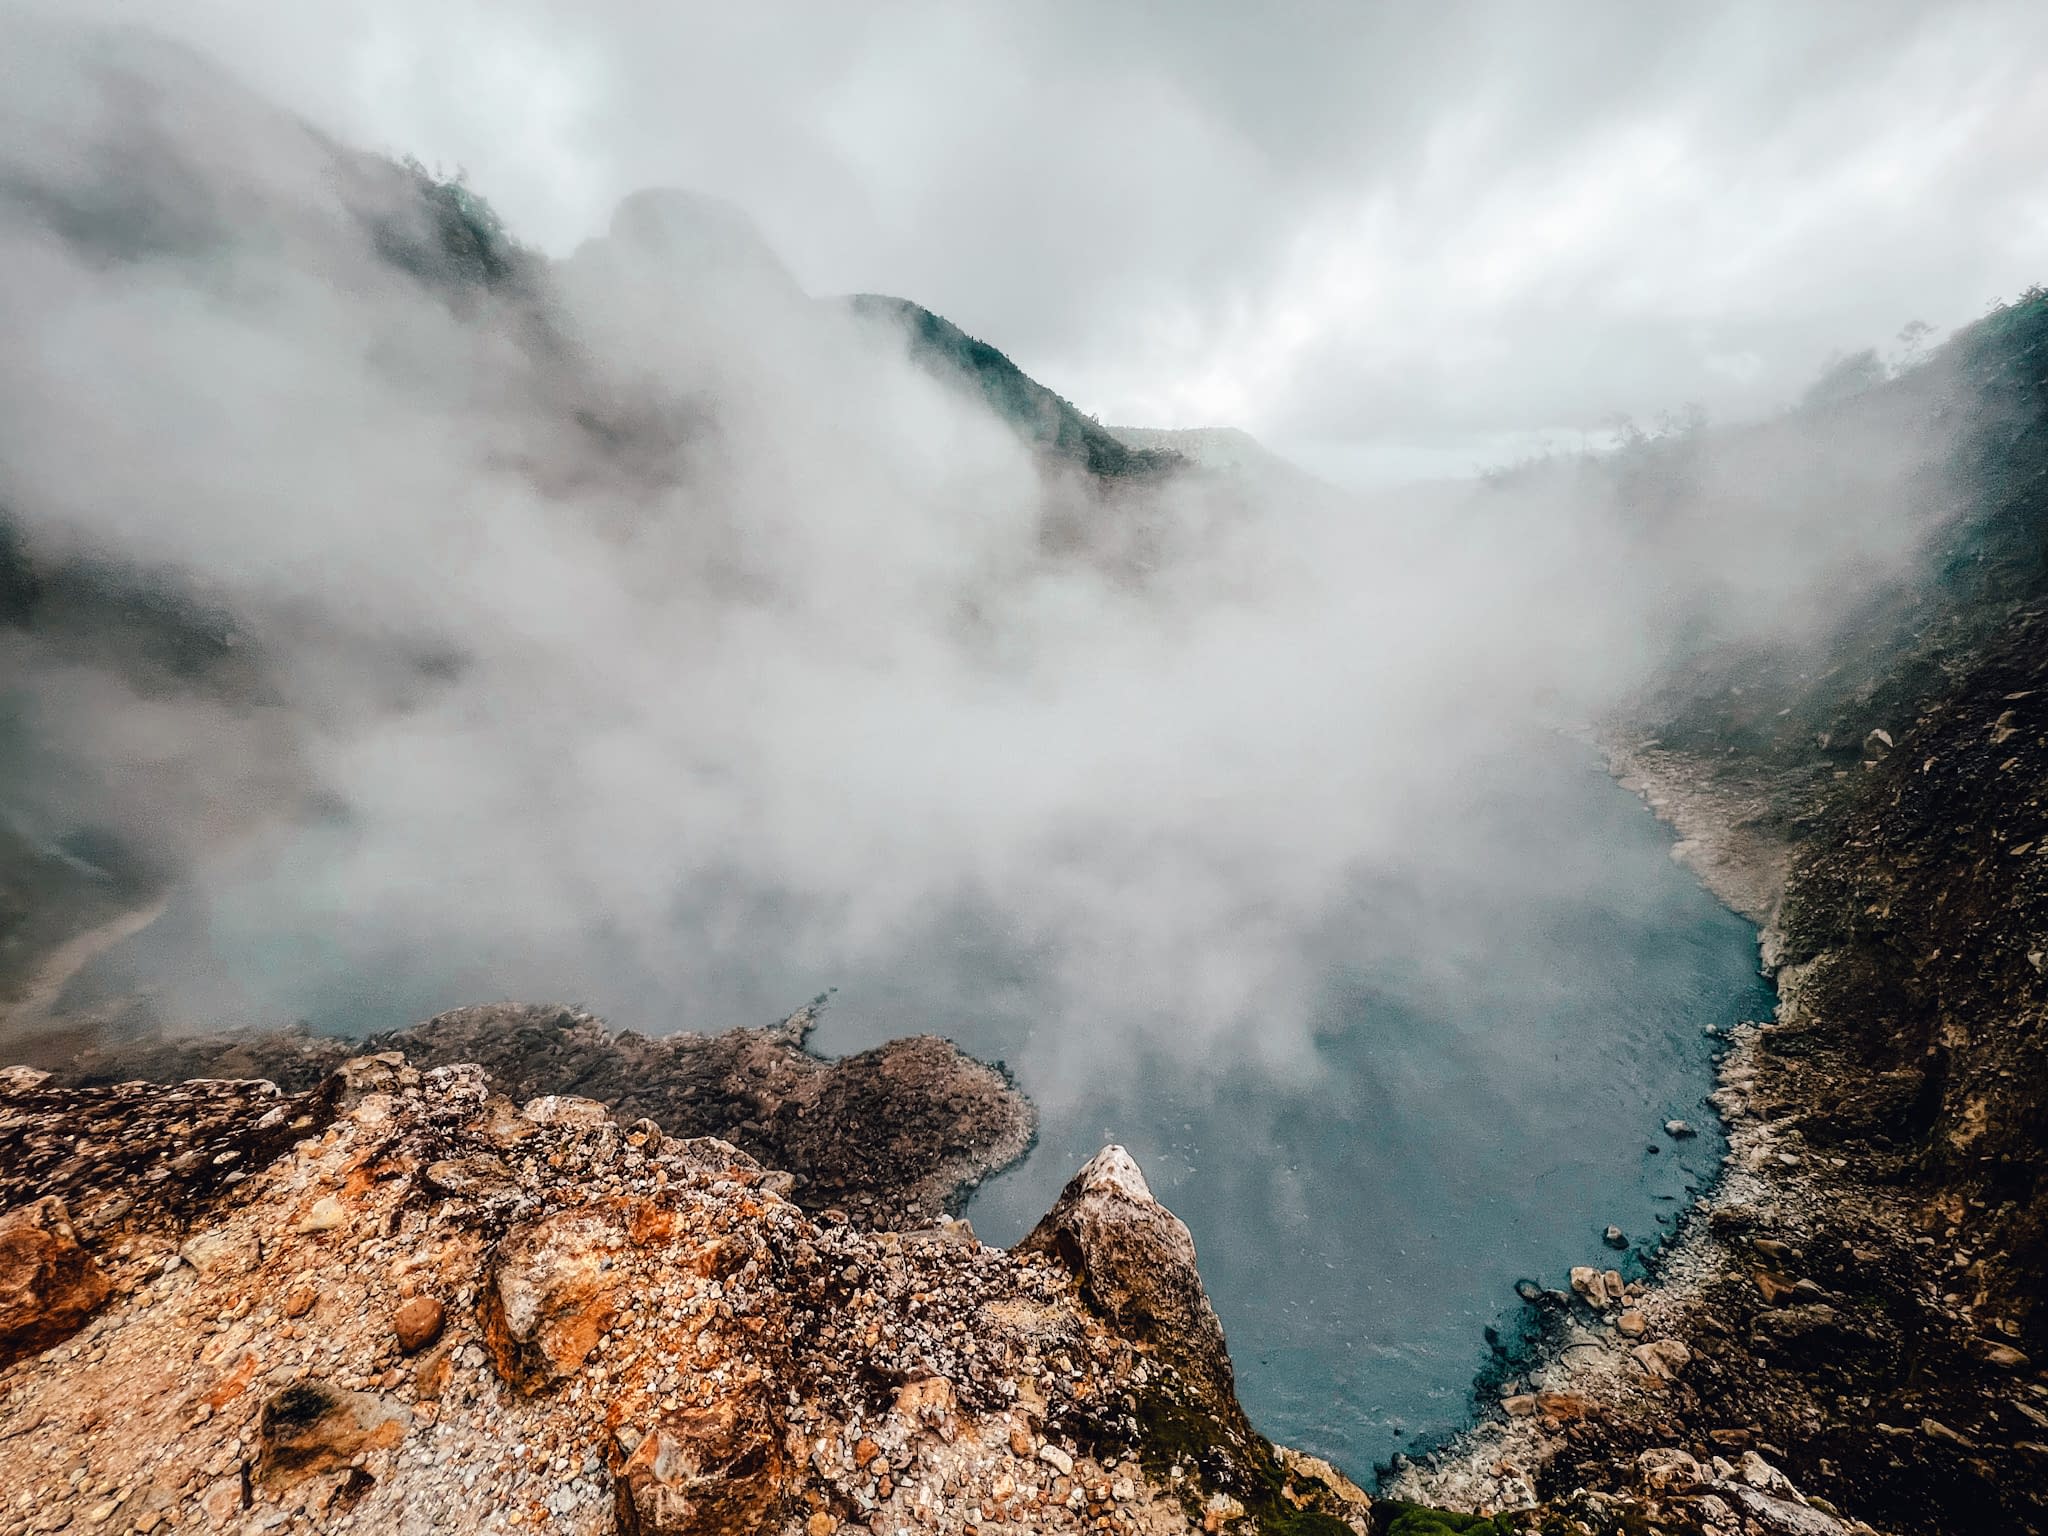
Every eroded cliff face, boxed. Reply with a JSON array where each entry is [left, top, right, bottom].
[[0, 1055, 1372, 1536]]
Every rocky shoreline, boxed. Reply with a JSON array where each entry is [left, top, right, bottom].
[[1384, 743, 1822, 1521], [1389, 721, 2048, 1536], [1381, 288, 2048, 1536]]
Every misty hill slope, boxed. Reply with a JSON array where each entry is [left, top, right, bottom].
[[1625, 289, 2048, 768], [1106, 425, 1297, 478], [0, 23, 539, 306], [1401, 290, 2048, 1536], [604, 187, 803, 296], [846, 294, 1182, 479]]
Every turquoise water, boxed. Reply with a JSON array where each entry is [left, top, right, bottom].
[[62, 736, 1768, 1483], [808, 741, 1771, 1479]]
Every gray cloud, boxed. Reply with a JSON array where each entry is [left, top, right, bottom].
[[0, 11, 2013, 1096], [45, 0, 2047, 484]]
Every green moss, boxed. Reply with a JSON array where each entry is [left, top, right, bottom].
[[1378, 1503, 1518, 1536], [373, 156, 525, 293], [1265, 1510, 1359, 1536], [1098, 1385, 1362, 1536]]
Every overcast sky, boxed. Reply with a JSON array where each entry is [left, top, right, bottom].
[[65, 0, 2048, 484]]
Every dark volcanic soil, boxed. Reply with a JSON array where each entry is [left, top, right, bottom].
[[1553, 616, 2048, 1536], [1393, 296, 2048, 1536]]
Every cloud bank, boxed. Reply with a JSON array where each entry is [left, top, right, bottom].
[[41, 0, 2048, 482], [0, 17, 2000, 1094]]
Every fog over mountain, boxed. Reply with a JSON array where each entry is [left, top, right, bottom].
[[43, 0, 2048, 484], [0, 12, 2005, 1096]]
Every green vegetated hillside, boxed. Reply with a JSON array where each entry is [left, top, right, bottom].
[[1106, 424, 1294, 477], [1639, 288, 2048, 760], [845, 294, 1182, 479]]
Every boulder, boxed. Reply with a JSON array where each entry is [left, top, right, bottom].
[[422, 1154, 522, 1201], [1713, 1483, 1844, 1536], [613, 1386, 792, 1536], [521, 1094, 616, 1130], [1202, 1491, 1246, 1531], [291, 1196, 348, 1235], [1274, 1446, 1372, 1518], [1635, 1447, 1704, 1493], [1536, 1392, 1594, 1424], [179, 1229, 261, 1277], [330, 1052, 417, 1111], [256, 1380, 410, 1481], [1632, 1338, 1692, 1381], [1737, 1451, 1802, 1500], [1566, 1265, 1625, 1305], [1017, 1146, 1251, 1441], [1754, 1270, 1797, 1305], [1969, 1336, 2031, 1370], [478, 1209, 621, 1390], [1920, 1417, 1978, 1451], [393, 1295, 445, 1353], [0, 1196, 110, 1368], [893, 1376, 956, 1425], [1750, 1303, 1845, 1352]]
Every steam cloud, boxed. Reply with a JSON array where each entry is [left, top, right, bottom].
[[0, 18, 1977, 1090]]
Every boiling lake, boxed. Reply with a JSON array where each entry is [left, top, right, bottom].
[[58, 735, 1771, 1482]]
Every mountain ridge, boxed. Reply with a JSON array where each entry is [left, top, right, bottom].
[[845, 294, 1183, 480]]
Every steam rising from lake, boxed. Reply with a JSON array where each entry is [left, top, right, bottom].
[[0, 21, 1963, 1074]]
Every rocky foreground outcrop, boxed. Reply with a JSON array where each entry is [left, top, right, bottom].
[[0, 1055, 1371, 1536], [46, 1002, 1033, 1232]]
